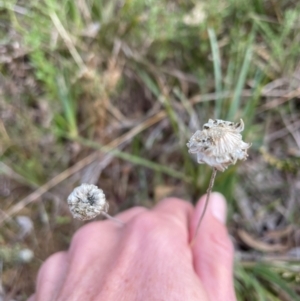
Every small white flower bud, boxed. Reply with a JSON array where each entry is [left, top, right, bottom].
[[67, 184, 108, 221], [187, 119, 251, 172]]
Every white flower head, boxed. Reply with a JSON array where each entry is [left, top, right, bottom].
[[187, 119, 251, 172], [67, 183, 108, 221]]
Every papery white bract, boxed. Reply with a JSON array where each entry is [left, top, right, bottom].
[[187, 119, 251, 172], [67, 183, 108, 221]]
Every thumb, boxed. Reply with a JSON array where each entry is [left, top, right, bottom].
[[190, 192, 236, 301]]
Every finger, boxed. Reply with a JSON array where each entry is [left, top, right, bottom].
[[69, 205, 147, 254], [153, 198, 193, 228], [56, 206, 147, 300], [114, 206, 147, 222], [191, 192, 236, 301], [69, 205, 147, 261], [69, 206, 147, 254], [35, 252, 68, 301]]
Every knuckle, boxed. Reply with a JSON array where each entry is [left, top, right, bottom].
[[37, 251, 67, 280], [123, 211, 188, 260], [42, 251, 67, 268], [115, 206, 148, 222], [125, 211, 183, 249], [70, 223, 92, 246], [107, 212, 161, 259], [127, 211, 162, 235], [128, 206, 147, 213], [160, 197, 193, 211], [125, 211, 175, 246], [70, 221, 102, 249]]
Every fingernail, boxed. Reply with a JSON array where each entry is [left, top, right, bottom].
[[210, 192, 227, 224]]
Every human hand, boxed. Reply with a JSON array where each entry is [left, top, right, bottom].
[[28, 193, 236, 301]]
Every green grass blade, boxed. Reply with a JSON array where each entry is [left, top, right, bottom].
[[137, 70, 160, 97], [138, 71, 182, 137], [56, 75, 78, 138], [253, 20, 282, 66], [235, 264, 268, 301], [243, 69, 264, 130], [208, 28, 223, 119], [227, 46, 252, 121], [253, 264, 300, 301]]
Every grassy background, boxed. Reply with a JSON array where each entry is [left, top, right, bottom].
[[1, 0, 300, 299]]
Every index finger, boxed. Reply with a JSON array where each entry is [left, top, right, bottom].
[[153, 197, 193, 233]]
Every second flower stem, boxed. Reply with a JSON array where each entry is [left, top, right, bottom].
[[190, 167, 218, 246], [101, 212, 125, 226]]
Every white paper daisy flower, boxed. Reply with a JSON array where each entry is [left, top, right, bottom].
[[67, 183, 108, 221], [187, 119, 251, 172]]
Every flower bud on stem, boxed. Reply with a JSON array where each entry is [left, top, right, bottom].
[[187, 118, 251, 247], [67, 183, 124, 225]]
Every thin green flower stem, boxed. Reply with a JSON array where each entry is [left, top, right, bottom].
[[190, 168, 218, 247], [101, 212, 125, 226]]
